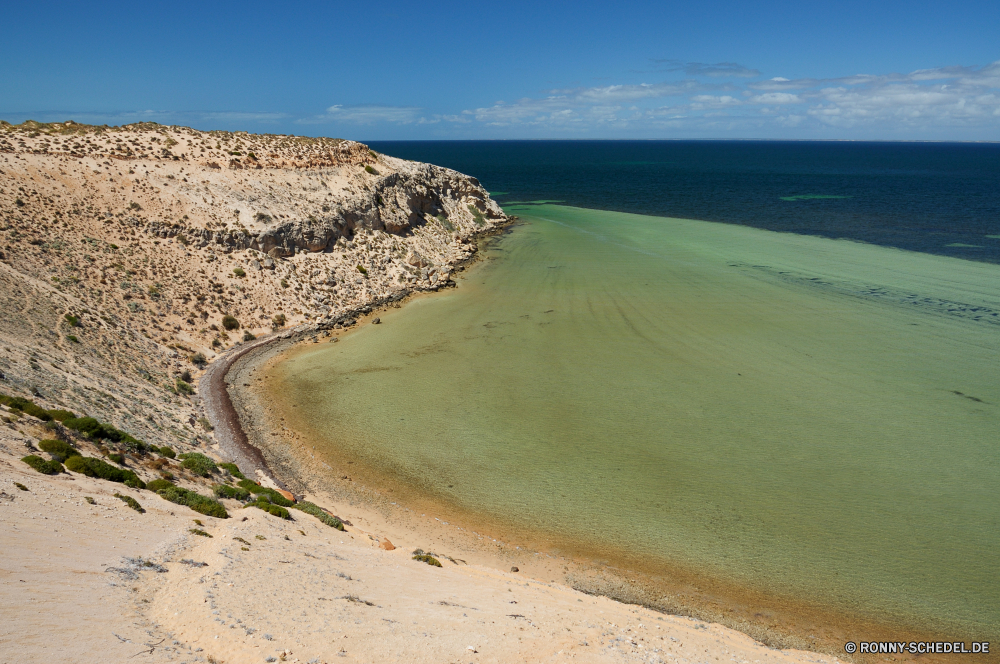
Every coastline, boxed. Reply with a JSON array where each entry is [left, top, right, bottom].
[[214, 206, 999, 664]]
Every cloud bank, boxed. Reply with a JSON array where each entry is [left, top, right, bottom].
[[313, 59, 1000, 138]]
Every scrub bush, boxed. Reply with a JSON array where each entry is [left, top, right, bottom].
[[145, 478, 174, 493], [64, 455, 145, 488], [0, 393, 53, 421], [156, 485, 228, 519], [213, 484, 251, 500], [247, 499, 290, 519], [22, 455, 62, 475], [237, 479, 293, 507], [218, 462, 246, 480], [38, 439, 80, 463], [178, 452, 217, 477], [221, 314, 240, 331], [158, 446, 176, 459], [62, 416, 147, 453], [115, 493, 144, 513], [293, 501, 344, 530], [412, 553, 442, 567]]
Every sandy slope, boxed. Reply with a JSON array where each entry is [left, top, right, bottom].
[[0, 421, 840, 664]]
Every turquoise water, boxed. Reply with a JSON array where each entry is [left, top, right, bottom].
[[276, 205, 1000, 637]]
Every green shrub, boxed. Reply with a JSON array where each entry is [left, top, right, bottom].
[[178, 452, 217, 477], [175, 379, 194, 395], [413, 553, 442, 567], [158, 445, 176, 459], [38, 439, 80, 463], [468, 205, 486, 226], [242, 330, 256, 341], [213, 484, 251, 500], [218, 462, 246, 480], [221, 314, 240, 331], [356, 264, 367, 275], [115, 493, 144, 513], [22, 455, 63, 475], [233, 267, 246, 278], [364, 165, 377, 175], [66, 335, 80, 343], [15, 482, 28, 491], [156, 485, 229, 519], [109, 452, 125, 465], [237, 479, 293, 507], [0, 394, 53, 421], [189, 528, 212, 537], [272, 313, 286, 328], [64, 313, 81, 327], [293, 501, 344, 530], [47, 409, 76, 422], [197, 417, 214, 431], [64, 455, 144, 488], [145, 478, 174, 493], [62, 416, 147, 453], [247, 499, 290, 519], [190, 352, 207, 367]]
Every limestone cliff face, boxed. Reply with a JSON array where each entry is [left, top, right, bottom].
[[249, 163, 501, 257], [0, 120, 508, 452]]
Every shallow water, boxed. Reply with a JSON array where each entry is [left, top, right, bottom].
[[275, 205, 1000, 637]]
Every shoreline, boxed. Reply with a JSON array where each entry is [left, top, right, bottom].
[[199, 216, 521, 488], [204, 208, 991, 664]]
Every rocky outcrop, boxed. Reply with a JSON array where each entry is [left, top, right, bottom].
[[149, 161, 503, 258]]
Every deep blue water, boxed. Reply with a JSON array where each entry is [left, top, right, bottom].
[[368, 140, 1000, 263]]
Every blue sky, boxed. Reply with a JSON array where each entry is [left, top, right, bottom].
[[3, 0, 999, 140]]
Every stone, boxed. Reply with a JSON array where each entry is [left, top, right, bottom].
[[379, 538, 395, 551], [371, 317, 380, 325], [510, 566, 519, 573]]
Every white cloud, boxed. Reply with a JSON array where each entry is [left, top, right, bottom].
[[298, 105, 423, 125], [651, 60, 761, 78], [299, 59, 1000, 137], [749, 92, 802, 104]]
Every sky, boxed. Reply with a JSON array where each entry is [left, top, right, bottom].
[[2, 0, 999, 140]]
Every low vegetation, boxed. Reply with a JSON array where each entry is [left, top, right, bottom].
[[218, 462, 246, 480], [158, 445, 176, 459], [213, 484, 251, 500], [0, 392, 75, 422], [62, 416, 147, 453], [115, 493, 145, 513], [247, 499, 291, 519], [22, 455, 63, 475], [38, 439, 80, 463], [145, 478, 174, 493], [412, 550, 443, 567], [65, 455, 145, 488], [293, 501, 345, 530], [237, 479, 294, 506], [156, 485, 228, 519], [178, 452, 217, 477]]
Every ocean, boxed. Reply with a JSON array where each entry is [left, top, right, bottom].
[[272, 141, 1000, 647], [369, 140, 1000, 263]]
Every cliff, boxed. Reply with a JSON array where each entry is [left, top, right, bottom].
[[0, 119, 507, 454]]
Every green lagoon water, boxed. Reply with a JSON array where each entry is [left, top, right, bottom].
[[277, 205, 1000, 636]]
